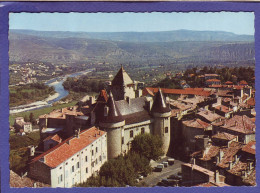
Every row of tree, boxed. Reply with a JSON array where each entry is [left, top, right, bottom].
[[62, 76, 104, 93], [77, 133, 164, 187]]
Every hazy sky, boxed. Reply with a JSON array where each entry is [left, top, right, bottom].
[[9, 12, 254, 35]]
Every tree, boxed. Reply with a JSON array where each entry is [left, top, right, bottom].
[[29, 113, 36, 125], [24, 115, 29, 122], [131, 133, 164, 161]]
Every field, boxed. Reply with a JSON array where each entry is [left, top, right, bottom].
[[9, 101, 77, 126]]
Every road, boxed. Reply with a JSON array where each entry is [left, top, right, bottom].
[[142, 158, 184, 187]]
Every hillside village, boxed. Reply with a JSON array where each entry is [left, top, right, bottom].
[[10, 66, 256, 187]]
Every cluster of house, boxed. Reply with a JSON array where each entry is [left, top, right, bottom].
[[143, 79, 255, 186], [23, 66, 255, 187], [12, 117, 33, 135]]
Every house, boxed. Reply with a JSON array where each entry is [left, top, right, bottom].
[[29, 127, 107, 188], [205, 79, 221, 86], [204, 74, 220, 80], [182, 118, 212, 153], [212, 115, 255, 144], [14, 117, 32, 133], [181, 162, 227, 187]]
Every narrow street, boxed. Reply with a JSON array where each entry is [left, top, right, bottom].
[[141, 158, 184, 187]]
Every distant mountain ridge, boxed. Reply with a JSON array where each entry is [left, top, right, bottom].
[[10, 29, 254, 42]]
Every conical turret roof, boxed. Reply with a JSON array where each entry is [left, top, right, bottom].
[[101, 92, 124, 123], [151, 88, 171, 113], [112, 65, 133, 86]]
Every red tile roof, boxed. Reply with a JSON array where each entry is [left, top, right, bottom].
[[30, 127, 106, 168], [97, 89, 108, 102], [247, 98, 255, 106], [242, 141, 256, 155], [214, 105, 233, 113], [212, 132, 237, 141], [217, 142, 243, 168], [239, 80, 248, 85], [222, 115, 255, 134], [43, 134, 62, 143], [225, 81, 233, 85], [206, 79, 221, 82], [143, 87, 211, 97], [201, 145, 220, 161], [182, 118, 210, 129]]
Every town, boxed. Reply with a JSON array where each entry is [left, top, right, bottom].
[[10, 65, 256, 187]]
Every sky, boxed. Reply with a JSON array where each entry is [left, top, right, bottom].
[[9, 12, 254, 35]]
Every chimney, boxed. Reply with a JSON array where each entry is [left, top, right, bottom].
[[136, 89, 142, 98], [249, 162, 253, 170], [235, 155, 238, 163], [219, 149, 224, 161], [75, 129, 80, 138], [126, 96, 131, 105], [215, 170, 220, 184], [104, 106, 109, 116], [229, 161, 233, 170]]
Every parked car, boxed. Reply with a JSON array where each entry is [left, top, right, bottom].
[[168, 158, 175, 165], [167, 174, 182, 180], [154, 164, 164, 172], [162, 161, 169, 167]]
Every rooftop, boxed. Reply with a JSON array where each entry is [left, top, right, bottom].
[[206, 79, 221, 82], [31, 127, 106, 168], [242, 141, 256, 155], [143, 87, 211, 97], [222, 115, 255, 134], [212, 132, 237, 141], [182, 118, 210, 129], [197, 109, 222, 122]]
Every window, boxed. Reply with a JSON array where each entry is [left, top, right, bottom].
[[141, 127, 145, 134], [92, 150, 94, 156], [96, 147, 98, 153], [60, 166, 62, 170], [77, 162, 80, 169], [165, 127, 168, 133], [122, 137, 124, 144], [86, 167, 88, 173], [58, 175, 63, 184], [85, 156, 88, 162], [71, 166, 74, 173], [77, 154, 79, 157], [99, 155, 101, 162], [95, 159, 97, 164], [130, 130, 133, 138]]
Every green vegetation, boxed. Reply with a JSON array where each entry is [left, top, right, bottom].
[[77, 133, 163, 187], [183, 66, 255, 87], [63, 76, 105, 93], [9, 132, 40, 174], [9, 83, 55, 107], [131, 133, 164, 161], [9, 101, 77, 126], [155, 66, 255, 89]]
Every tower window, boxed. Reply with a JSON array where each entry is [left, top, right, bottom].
[[165, 127, 169, 133], [130, 130, 133, 138], [141, 127, 145, 134], [122, 137, 124, 144]]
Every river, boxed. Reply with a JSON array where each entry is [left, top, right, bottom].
[[9, 68, 95, 114]]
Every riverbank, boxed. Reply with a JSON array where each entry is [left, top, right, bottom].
[[9, 69, 94, 114], [9, 101, 78, 126]]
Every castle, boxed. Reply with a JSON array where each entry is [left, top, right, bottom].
[[38, 66, 172, 160]]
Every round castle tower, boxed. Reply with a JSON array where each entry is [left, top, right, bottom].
[[99, 92, 125, 159], [151, 88, 171, 156]]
